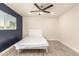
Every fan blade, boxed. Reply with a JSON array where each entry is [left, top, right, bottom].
[[43, 11, 51, 13], [34, 3, 42, 10], [43, 4, 53, 11], [31, 10, 40, 12]]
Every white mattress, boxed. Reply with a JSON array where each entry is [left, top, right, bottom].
[[15, 36, 48, 50]]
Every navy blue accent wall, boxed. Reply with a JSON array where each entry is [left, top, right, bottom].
[[0, 3, 22, 52]]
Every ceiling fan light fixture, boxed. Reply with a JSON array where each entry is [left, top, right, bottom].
[[40, 12, 44, 15], [50, 12, 54, 15]]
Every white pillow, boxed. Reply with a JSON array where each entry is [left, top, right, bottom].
[[29, 29, 43, 37]]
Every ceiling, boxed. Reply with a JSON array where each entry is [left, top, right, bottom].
[[5, 3, 78, 17]]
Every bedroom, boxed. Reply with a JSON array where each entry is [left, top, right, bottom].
[[0, 3, 79, 56]]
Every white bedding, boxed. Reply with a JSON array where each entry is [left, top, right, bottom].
[[15, 36, 48, 50]]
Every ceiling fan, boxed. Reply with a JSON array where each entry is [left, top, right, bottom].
[[30, 3, 54, 15]]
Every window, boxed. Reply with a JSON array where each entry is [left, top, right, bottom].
[[0, 10, 17, 30]]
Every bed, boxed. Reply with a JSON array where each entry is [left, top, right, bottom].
[[15, 29, 49, 54]]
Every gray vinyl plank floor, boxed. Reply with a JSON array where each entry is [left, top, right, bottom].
[[2, 40, 79, 56]]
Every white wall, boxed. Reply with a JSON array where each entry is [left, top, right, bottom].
[[58, 4, 79, 52], [23, 16, 58, 40]]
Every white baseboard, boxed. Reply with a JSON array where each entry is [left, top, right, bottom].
[[59, 40, 79, 54], [0, 45, 14, 56], [47, 38, 58, 40]]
